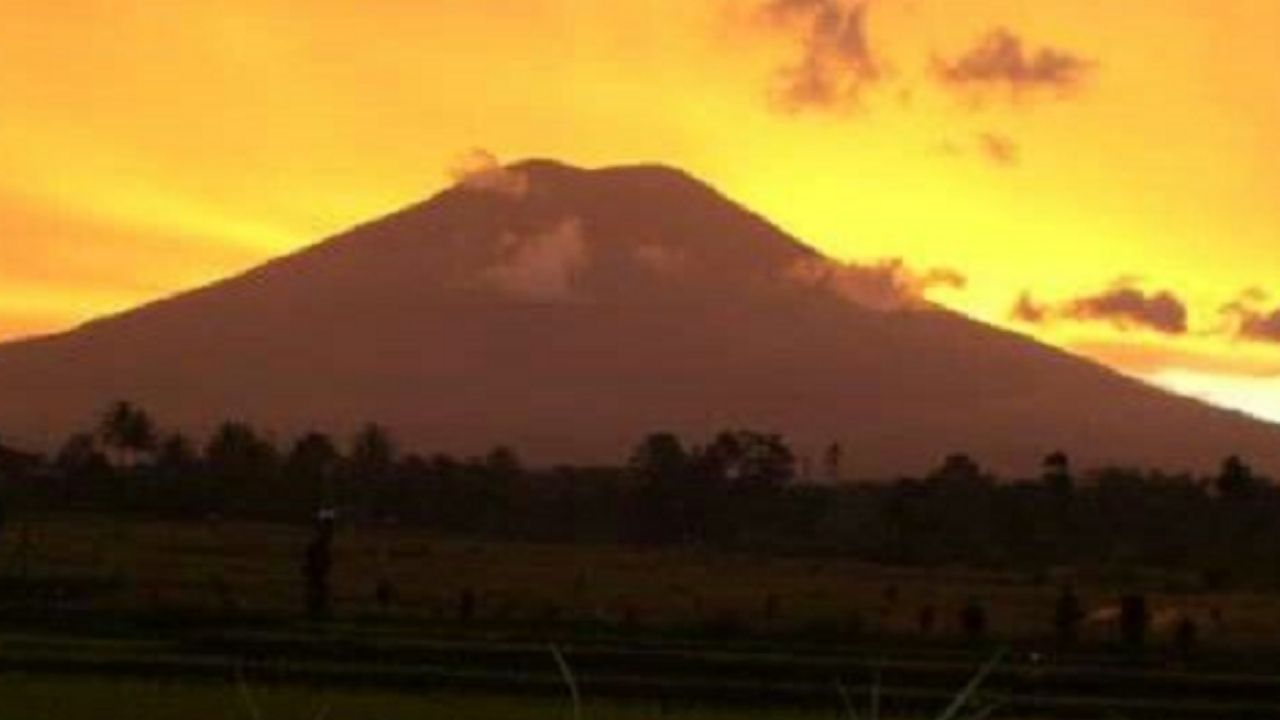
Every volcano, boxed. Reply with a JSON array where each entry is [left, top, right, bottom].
[[1, 159, 1277, 476]]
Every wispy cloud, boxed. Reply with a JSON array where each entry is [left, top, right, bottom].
[[1221, 289, 1280, 344], [759, 0, 883, 112], [976, 132, 1020, 166], [448, 148, 530, 199], [484, 219, 588, 302], [1013, 282, 1188, 335], [935, 27, 1092, 99], [790, 256, 965, 311]]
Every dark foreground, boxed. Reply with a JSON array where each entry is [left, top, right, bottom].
[[3, 516, 1280, 718]]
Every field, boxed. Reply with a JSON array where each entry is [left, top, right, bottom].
[[8, 514, 1280, 644], [0, 675, 856, 720], [4, 516, 1280, 718]]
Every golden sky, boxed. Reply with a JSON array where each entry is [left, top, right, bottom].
[[2, 1, 1279, 419]]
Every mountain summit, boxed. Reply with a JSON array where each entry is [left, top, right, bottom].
[[1, 159, 1277, 475]]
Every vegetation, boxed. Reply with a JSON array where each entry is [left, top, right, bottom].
[[5, 403, 1280, 717], [3, 403, 1279, 590]]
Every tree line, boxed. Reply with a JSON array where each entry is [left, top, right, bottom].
[[1, 401, 1278, 588]]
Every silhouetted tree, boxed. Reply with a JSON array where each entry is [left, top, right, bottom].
[[156, 433, 197, 473], [823, 442, 843, 482], [1043, 451, 1073, 498], [350, 423, 396, 516], [932, 453, 984, 487], [1216, 455, 1259, 500], [56, 433, 108, 476], [99, 401, 156, 467], [630, 433, 689, 484], [287, 432, 343, 510], [704, 430, 796, 493], [629, 433, 692, 543], [205, 421, 278, 513]]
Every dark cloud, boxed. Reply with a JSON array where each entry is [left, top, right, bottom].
[[761, 0, 883, 111], [1221, 290, 1280, 343], [790, 256, 966, 311], [935, 27, 1092, 97], [1012, 283, 1188, 335], [1011, 292, 1047, 324]]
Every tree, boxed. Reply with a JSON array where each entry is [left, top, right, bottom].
[[350, 424, 395, 482], [56, 432, 109, 477], [629, 433, 689, 485], [932, 453, 984, 486], [823, 442, 843, 483], [1043, 451, 1073, 497], [154, 433, 197, 479], [628, 433, 692, 543], [1215, 455, 1259, 500], [99, 401, 157, 467], [703, 430, 796, 493], [204, 421, 278, 513], [350, 424, 397, 517], [287, 432, 343, 508]]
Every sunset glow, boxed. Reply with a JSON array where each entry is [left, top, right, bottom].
[[3, 1, 1279, 418]]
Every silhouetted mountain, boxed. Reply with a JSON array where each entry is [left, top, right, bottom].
[[1, 159, 1276, 475]]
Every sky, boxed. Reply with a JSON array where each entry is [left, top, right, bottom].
[[2, 0, 1279, 420]]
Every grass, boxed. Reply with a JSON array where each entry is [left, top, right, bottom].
[[0, 650, 1009, 720], [0, 647, 1013, 719], [0, 674, 895, 720], [3, 514, 1273, 649]]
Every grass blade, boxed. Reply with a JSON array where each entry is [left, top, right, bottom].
[[550, 643, 583, 720], [935, 648, 1008, 720]]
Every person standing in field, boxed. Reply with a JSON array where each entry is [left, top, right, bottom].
[[304, 509, 337, 621]]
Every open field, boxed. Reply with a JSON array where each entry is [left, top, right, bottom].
[[5, 515, 1280, 647], [0, 675, 848, 720], [4, 516, 1280, 718]]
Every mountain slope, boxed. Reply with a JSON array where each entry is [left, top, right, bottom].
[[1, 159, 1276, 476]]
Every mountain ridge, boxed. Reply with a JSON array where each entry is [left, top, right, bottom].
[[1, 159, 1276, 476]]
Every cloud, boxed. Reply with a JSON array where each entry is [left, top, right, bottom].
[[1220, 290, 1280, 343], [448, 148, 529, 199], [976, 132, 1019, 166], [935, 27, 1092, 97], [1012, 282, 1188, 335], [1011, 292, 1047, 324], [484, 219, 588, 302], [789, 256, 966, 311], [760, 0, 883, 112], [935, 133, 1021, 166]]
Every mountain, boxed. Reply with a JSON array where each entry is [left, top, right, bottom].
[[1, 159, 1277, 476]]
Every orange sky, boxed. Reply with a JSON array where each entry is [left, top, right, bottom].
[[2, 1, 1279, 419]]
